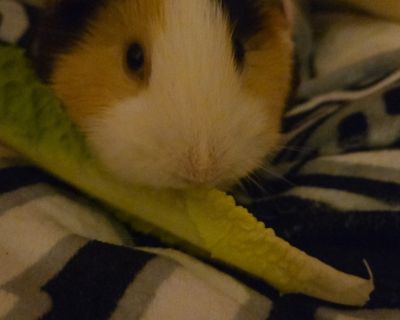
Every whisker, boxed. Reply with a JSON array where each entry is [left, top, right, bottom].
[[235, 180, 248, 193], [258, 166, 296, 187], [244, 174, 269, 195], [228, 180, 255, 205]]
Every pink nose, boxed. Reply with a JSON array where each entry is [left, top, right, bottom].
[[180, 147, 219, 187]]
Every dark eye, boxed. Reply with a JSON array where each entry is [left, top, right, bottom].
[[126, 42, 145, 72], [233, 38, 245, 67]]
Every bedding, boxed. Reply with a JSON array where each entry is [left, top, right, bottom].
[[1, 1, 400, 319]]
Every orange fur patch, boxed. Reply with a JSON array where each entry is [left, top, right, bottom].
[[242, 7, 293, 132], [51, 0, 162, 124]]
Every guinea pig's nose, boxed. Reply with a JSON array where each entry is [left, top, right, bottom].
[[180, 146, 219, 187]]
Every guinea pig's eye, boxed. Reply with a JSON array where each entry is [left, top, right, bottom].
[[233, 39, 245, 67], [126, 43, 145, 72]]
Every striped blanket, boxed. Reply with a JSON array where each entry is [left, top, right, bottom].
[[1, 1, 400, 319]]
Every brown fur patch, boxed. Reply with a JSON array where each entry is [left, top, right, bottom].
[[242, 7, 293, 130], [51, 0, 162, 123]]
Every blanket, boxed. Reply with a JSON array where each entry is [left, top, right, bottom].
[[1, 1, 400, 319]]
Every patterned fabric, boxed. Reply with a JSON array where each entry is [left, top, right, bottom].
[[0, 158, 272, 320], [1, 1, 400, 319]]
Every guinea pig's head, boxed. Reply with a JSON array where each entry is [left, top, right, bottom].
[[35, 0, 293, 189]]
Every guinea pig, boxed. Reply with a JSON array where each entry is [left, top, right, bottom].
[[33, 0, 294, 190]]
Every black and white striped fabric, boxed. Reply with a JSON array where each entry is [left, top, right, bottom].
[[1, 1, 400, 319]]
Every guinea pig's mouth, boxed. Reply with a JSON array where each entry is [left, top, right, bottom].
[[168, 158, 263, 191], [171, 172, 233, 190]]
